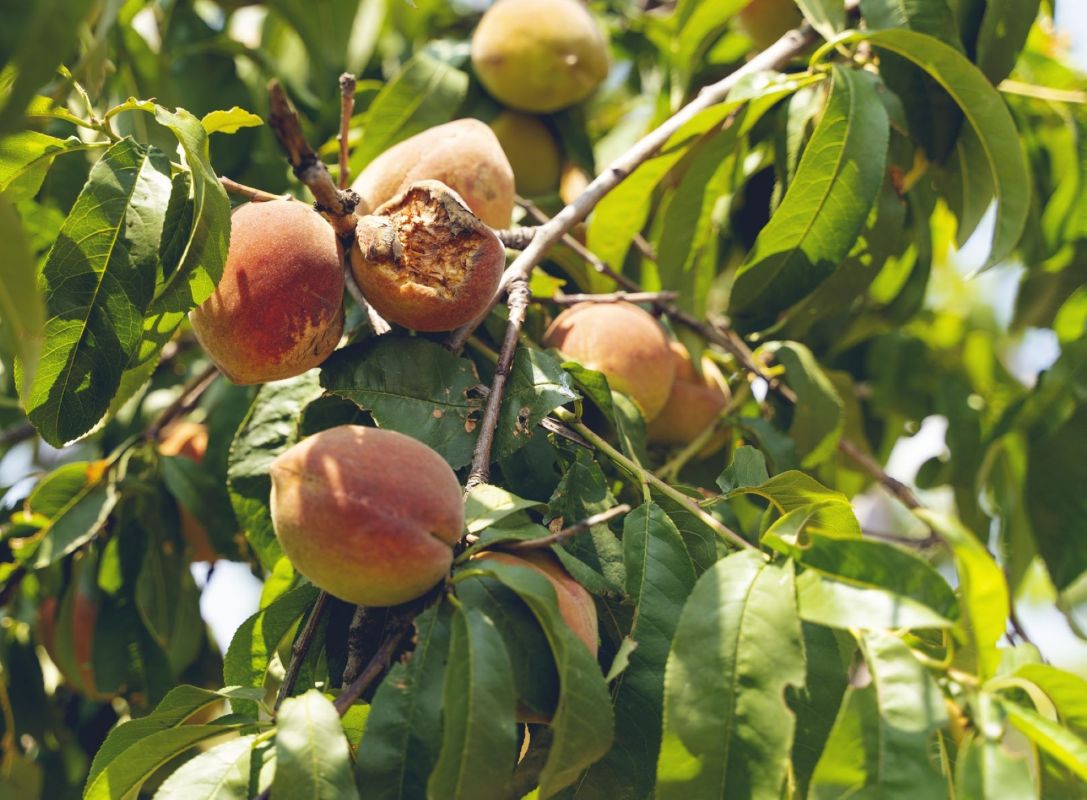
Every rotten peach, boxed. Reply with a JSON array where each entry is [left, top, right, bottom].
[[471, 0, 610, 114], [269, 425, 464, 607], [543, 301, 676, 421], [647, 342, 731, 450], [189, 200, 344, 385], [475, 549, 598, 657], [158, 420, 219, 563], [349, 180, 505, 332], [351, 119, 515, 228]]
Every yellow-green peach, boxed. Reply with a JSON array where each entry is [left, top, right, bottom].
[[543, 301, 676, 421], [737, 0, 804, 50], [351, 119, 515, 228], [490, 111, 562, 196], [189, 200, 344, 385], [269, 426, 464, 607]]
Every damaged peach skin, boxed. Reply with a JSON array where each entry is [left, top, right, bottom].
[[189, 200, 345, 385], [270, 425, 464, 607], [350, 180, 505, 332]]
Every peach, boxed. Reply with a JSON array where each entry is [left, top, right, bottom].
[[737, 0, 804, 50], [269, 425, 464, 607], [475, 550, 597, 657], [38, 564, 104, 698], [490, 111, 561, 196], [350, 181, 505, 332], [159, 420, 219, 563], [351, 119, 515, 228], [189, 200, 344, 385], [646, 342, 731, 449], [559, 163, 591, 206], [471, 0, 610, 113], [543, 301, 676, 421]]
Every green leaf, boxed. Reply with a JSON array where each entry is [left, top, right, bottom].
[[766, 342, 844, 466], [21, 138, 172, 446], [671, 1, 746, 87], [273, 690, 358, 800], [955, 727, 1035, 800], [1012, 664, 1087, 736], [456, 559, 614, 797], [427, 605, 517, 800], [493, 347, 577, 461], [796, 569, 955, 630], [356, 602, 453, 799], [764, 510, 959, 618], [321, 338, 482, 470], [228, 372, 324, 571], [796, 0, 847, 40], [729, 67, 889, 330], [1025, 403, 1087, 591], [0, 195, 43, 397], [201, 107, 263, 135], [1002, 700, 1087, 781], [716, 446, 769, 493], [657, 550, 804, 799], [918, 510, 1008, 679], [727, 471, 862, 538], [857, 29, 1031, 268], [153, 734, 273, 800], [809, 630, 948, 798], [464, 484, 545, 534], [974, 0, 1041, 84], [0, 131, 97, 202], [571, 503, 697, 799], [223, 585, 319, 718], [22, 461, 117, 569], [351, 51, 469, 173]]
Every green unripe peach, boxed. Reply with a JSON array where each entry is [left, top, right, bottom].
[[737, 0, 804, 50], [471, 0, 610, 113], [647, 342, 731, 451], [270, 425, 464, 607], [351, 119, 515, 228], [350, 180, 505, 332], [189, 200, 344, 385], [544, 301, 676, 421], [490, 111, 562, 196]]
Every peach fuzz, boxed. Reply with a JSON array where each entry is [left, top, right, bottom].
[[269, 426, 464, 607], [189, 200, 344, 385], [543, 301, 676, 421]]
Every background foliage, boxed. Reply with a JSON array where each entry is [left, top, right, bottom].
[[1, 0, 1087, 798]]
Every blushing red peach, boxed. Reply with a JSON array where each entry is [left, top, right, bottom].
[[351, 119, 515, 228], [543, 301, 676, 421], [269, 425, 464, 607], [647, 342, 731, 450], [159, 420, 218, 562], [189, 200, 344, 385], [350, 180, 505, 332]]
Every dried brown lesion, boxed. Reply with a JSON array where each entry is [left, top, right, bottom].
[[357, 181, 492, 300]]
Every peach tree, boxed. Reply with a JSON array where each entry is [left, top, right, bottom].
[[1, 0, 1086, 798]]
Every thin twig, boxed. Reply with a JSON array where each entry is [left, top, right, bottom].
[[274, 591, 330, 710], [333, 620, 413, 715], [0, 422, 34, 449], [267, 80, 359, 237], [445, 19, 819, 351], [219, 177, 286, 203], [465, 278, 531, 491], [534, 290, 679, 306], [503, 504, 632, 551], [836, 437, 920, 510], [338, 73, 356, 190], [144, 364, 219, 441]]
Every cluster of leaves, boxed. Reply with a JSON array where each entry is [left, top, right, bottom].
[[1, 0, 1087, 798]]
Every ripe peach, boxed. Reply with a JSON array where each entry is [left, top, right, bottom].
[[269, 425, 464, 607], [189, 200, 344, 385], [350, 181, 505, 332], [559, 163, 591, 206], [38, 564, 104, 698], [159, 420, 218, 563], [646, 342, 731, 450], [475, 550, 598, 657], [471, 0, 610, 113], [737, 0, 804, 50], [490, 111, 561, 197], [543, 301, 676, 421], [351, 119, 515, 228]]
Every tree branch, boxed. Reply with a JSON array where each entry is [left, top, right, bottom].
[[144, 364, 219, 441], [503, 504, 631, 551], [445, 19, 818, 351], [465, 278, 531, 491], [338, 73, 356, 190], [219, 176, 287, 203], [836, 437, 920, 510], [274, 591, 330, 710], [333, 617, 413, 715], [267, 80, 359, 237], [534, 290, 679, 306]]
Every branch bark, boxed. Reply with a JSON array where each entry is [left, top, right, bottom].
[[274, 591, 330, 710], [503, 504, 632, 551], [337, 73, 356, 190]]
